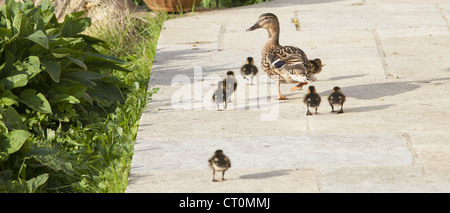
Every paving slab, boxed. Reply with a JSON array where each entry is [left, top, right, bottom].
[[126, 0, 450, 193], [127, 168, 319, 193]]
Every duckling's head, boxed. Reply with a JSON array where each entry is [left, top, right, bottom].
[[246, 13, 279, 32], [246, 57, 254, 65], [214, 149, 224, 155], [312, 59, 323, 67], [332, 86, 341, 92], [226, 71, 235, 76], [308, 86, 316, 94]]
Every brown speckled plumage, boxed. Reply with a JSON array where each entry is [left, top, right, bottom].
[[248, 13, 316, 84], [208, 150, 231, 182]]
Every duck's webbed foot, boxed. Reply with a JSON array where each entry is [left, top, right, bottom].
[[291, 82, 308, 92], [274, 96, 288, 100]]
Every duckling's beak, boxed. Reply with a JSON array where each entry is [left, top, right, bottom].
[[246, 23, 260, 32]]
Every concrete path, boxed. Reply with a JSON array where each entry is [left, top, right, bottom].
[[126, 0, 450, 192]]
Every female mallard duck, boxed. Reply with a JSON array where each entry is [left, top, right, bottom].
[[328, 86, 346, 113], [240, 57, 258, 85], [208, 149, 231, 182], [303, 86, 321, 115], [247, 13, 317, 100]]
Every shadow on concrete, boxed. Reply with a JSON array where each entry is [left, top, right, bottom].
[[239, 169, 292, 179], [328, 74, 368, 81], [127, 172, 154, 185], [345, 104, 396, 113], [156, 46, 213, 62], [319, 81, 421, 100]]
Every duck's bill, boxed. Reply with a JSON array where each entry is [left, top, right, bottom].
[[246, 23, 260, 32]]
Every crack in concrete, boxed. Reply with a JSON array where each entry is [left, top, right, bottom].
[[314, 169, 323, 193], [435, 4, 450, 32], [217, 24, 226, 52], [402, 132, 428, 181], [372, 29, 396, 79]]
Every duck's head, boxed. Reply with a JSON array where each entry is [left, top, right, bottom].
[[246, 13, 279, 32], [226, 71, 235, 76], [214, 149, 224, 155], [332, 86, 341, 93], [246, 57, 254, 65], [307, 86, 316, 94]]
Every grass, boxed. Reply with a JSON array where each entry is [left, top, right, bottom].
[[67, 12, 169, 192]]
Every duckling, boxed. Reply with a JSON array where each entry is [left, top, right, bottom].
[[211, 81, 227, 111], [291, 17, 300, 31], [211, 71, 238, 110], [328, 86, 346, 113], [303, 86, 321, 115], [247, 13, 318, 100], [240, 57, 258, 85], [223, 71, 237, 102], [208, 149, 231, 182], [309, 58, 324, 75]]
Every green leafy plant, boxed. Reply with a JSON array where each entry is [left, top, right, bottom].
[[0, 0, 134, 192]]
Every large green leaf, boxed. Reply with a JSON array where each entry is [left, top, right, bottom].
[[51, 47, 85, 57], [19, 89, 52, 114], [1, 56, 41, 89], [41, 59, 61, 83], [60, 11, 91, 37], [29, 9, 45, 32], [0, 27, 12, 39], [12, 13, 29, 36], [67, 56, 87, 71], [26, 30, 48, 49], [62, 71, 105, 87], [49, 93, 80, 104], [0, 120, 7, 135], [0, 129, 32, 163], [24, 173, 48, 193], [26, 147, 75, 176], [0, 90, 18, 106], [3, 105, 25, 130], [75, 34, 109, 49], [5, 0, 19, 19]]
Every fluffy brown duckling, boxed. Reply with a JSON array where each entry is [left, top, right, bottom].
[[303, 86, 321, 115], [328, 86, 346, 113], [240, 57, 258, 85], [309, 58, 324, 75], [211, 81, 227, 111], [208, 149, 231, 182]]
